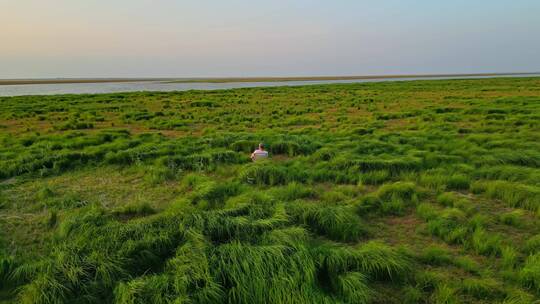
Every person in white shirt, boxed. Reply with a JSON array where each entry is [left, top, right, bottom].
[[251, 143, 269, 161]]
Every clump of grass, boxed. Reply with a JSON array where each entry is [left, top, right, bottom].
[[317, 241, 412, 283], [354, 241, 412, 281], [358, 182, 419, 215], [501, 293, 536, 304], [418, 246, 453, 266], [230, 139, 259, 153], [436, 192, 457, 207], [414, 270, 447, 292], [222, 190, 272, 210], [418, 171, 448, 190], [162, 229, 224, 302], [144, 164, 180, 184], [498, 209, 526, 227], [520, 253, 540, 292], [453, 256, 481, 275], [191, 181, 244, 209], [114, 274, 177, 304], [446, 174, 470, 190], [524, 234, 540, 254], [501, 246, 519, 269], [112, 202, 156, 217], [333, 154, 422, 177], [239, 162, 289, 185], [312, 147, 335, 161], [377, 181, 419, 202], [333, 272, 372, 303], [0, 254, 16, 289], [211, 241, 319, 304], [402, 285, 424, 304], [36, 186, 55, 201], [269, 182, 317, 201], [54, 119, 94, 131], [19, 207, 184, 303], [0, 189, 6, 209], [419, 171, 470, 191], [467, 213, 489, 231], [470, 228, 503, 256], [416, 203, 439, 221], [270, 140, 303, 156], [459, 277, 505, 300], [320, 189, 349, 204], [359, 170, 390, 185], [57, 204, 109, 238], [38, 192, 89, 210], [181, 173, 210, 190], [431, 284, 458, 304], [45, 210, 57, 228], [471, 180, 540, 212], [181, 174, 245, 209], [426, 208, 468, 245], [288, 203, 366, 242], [474, 165, 540, 185], [453, 198, 476, 215], [260, 227, 310, 247]]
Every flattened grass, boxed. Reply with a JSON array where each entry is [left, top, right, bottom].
[[1, 77, 540, 303]]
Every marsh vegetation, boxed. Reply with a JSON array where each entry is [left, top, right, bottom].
[[0, 77, 539, 303]]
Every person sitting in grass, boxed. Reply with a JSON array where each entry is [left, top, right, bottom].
[[251, 143, 268, 161]]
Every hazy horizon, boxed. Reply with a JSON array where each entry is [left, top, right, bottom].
[[2, 0, 540, 78]]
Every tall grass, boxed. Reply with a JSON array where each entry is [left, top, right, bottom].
[[358, 182, 419, 215], [498, 210, 526, 227], [212, 242, 318, 304], [418, 246, 453, 266], [474, 165, 540, 185], [239, 162, 289, 185], [425, 208, 468, 245], [287, 202, 366, 242], [459, 278, 505, 300], [3, 78, 540, 303], [0, 254, 16, 289], [431, 284, 458, 304], [269, 182, 317, 201], [315, 241, 412, 283], [471, 180, 540, 212], [524, 234, 540, 254], [520, 253, 540, 292]]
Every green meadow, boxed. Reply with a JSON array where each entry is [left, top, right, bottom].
[[0, 77, 539, 303]]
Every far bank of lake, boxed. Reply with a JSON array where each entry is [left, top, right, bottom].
[[1, 73, 539, 96]]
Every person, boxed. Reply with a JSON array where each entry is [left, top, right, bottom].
[[251, 143, 268, 161]]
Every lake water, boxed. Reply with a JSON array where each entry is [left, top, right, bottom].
[[1, 74, 538, 97]]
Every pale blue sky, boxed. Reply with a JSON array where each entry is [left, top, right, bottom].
[[1, 0, 539, 78]]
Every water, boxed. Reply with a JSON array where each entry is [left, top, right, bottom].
[[0, 74, 538, 97]]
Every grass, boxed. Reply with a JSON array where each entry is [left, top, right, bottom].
[[418, 246, 453, 266], [471, 180, 540, 212], [520, 253, 540, 293], [1, 77, 540, 302], [499, 210, 526, 227]]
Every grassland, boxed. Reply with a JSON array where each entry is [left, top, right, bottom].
[[0, 77, 539, 303]]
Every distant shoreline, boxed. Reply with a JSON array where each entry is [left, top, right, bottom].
[[164, 73, 540, 83], [1, 72, 539, 86], [0, 78, 169, 86]]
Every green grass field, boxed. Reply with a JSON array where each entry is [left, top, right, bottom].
[[0, 77, 539, 303]]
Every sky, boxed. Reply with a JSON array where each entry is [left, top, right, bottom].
[[1, 0, 540, 78]]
